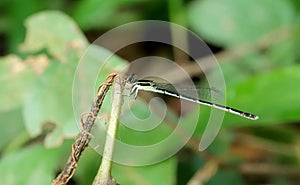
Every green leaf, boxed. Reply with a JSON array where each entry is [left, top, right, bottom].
[[0, 108, 26, 150], [192, 65, 300, 138], [88, 97, 199, 167], [0, 143, 70, 185], [72, 0, 141, 30], [0, 55, 36, 111], [115, 99, 173, 146], [206, 130, 234, 156], [72, 43, 128, 135], [188, 0, 294, 46], [112, 157, 177, 185], [74, 147, 101, 185], [207, 169, 245, 185], [20, 11, 128, 147], [23, 61, 78, 146], [23, 45, 127, 147], [5, 0, 46, 53], [224, 65, 300, 124], [20, 10, 88, 61]]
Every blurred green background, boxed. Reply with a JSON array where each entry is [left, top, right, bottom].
[[1, 0, 300, 184]]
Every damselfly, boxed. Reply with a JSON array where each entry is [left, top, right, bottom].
[[126, 74, 259, 120]]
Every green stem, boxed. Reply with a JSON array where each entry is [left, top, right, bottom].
[[93, 75, 123, 185]]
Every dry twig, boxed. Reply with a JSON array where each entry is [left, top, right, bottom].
[[52, 73, 118, 185]]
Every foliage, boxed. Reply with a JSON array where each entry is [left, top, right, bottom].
[[0, 0, 300, 184]]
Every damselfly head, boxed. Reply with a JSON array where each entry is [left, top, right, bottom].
[[127, 73, 138, 83]]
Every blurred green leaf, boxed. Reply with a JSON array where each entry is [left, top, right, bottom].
[[72, 0, 120, 29], [0, 55, 36, 111], [20, 11, 128, 148], [225, 65, 300, 124], [207, 169, 245, 185], [112, 157, 177, 185], [19, 11, 88, 146], [0, 142, 70, 185], [72, 0, 141, 30], [188, 0, 294, 47], [206, 130, 234, 156], [5, 0, 46, 53], [74, 147, 101, 185], [89, 98, 199, 167], [23, 61, 77, 146], [250, 125, 299, 144], [266, 38, 297, 67], [0, 3, 298, 184], [116, 99, 173, 146], [290, 0, 300, 11], [177, 154, 204, 185], [0, 108, 26, 150], [270, 175, 290, 185], [192, 65, 300, 137], [20, 11, 88, 61]]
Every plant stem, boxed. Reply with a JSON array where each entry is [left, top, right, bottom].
[[52, 73, 118, 185], [93, 74, 123, 185]]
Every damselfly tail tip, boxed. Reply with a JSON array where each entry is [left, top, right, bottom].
[[253, 115, 259, 120], [243, 112, 259, 120]]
